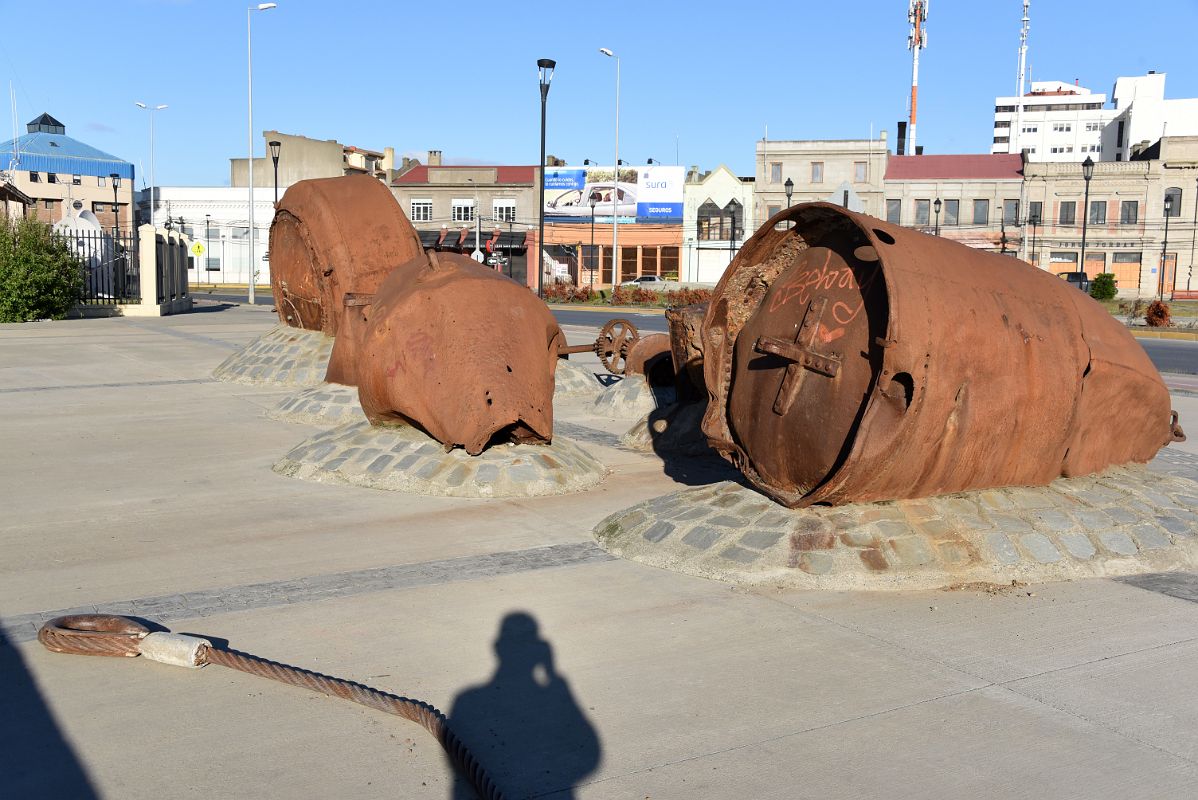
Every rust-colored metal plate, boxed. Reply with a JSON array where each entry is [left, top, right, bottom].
[[357, 251, 565, 455], [269, 174, 422, 335], [625, 333, 673, 384], [324, 293, 374, 386], [665, 303, 707, 402], [701, 202, 1180, 507]]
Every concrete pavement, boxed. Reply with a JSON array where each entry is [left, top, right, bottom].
[[2, 304, 1198, 799]]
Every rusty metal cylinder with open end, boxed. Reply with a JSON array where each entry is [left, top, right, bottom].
[[700, 202, 1184, 508]]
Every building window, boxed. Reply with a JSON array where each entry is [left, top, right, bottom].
[[28, 171, 39, 182], [1165, 187, 1182, 218], [661, 246, 679, 279], [493, 199, 517, 223], [972, 199, 990, 225], [411, 199, 432, 222], [766, 204, 781, 224], [97, 176, 105, 187], [1028, 200, 1043, 224], [47, 173, 57, 183], [944, 199, 959, 226], [1088, 201, 1106, 224], [885, 199, 901, 224], [769, 162, 782, 183], [993, 137, 1010, 144], [1120, 200, 1138, 225], [1059, 201, 1076, 225], [1052, 123, 1073, 133], [995, 121, 1011, 129], [914, 199, 930, 226], [854, 161, 867, 182], [1021, 125, 1038, 134], [1003, 199, 1020, 226], [810, 162, 823, 183], [71, 174, 81, 185], [231, 226, 249, 239], [207, 225, 221, 240], [1116, 120, 1125, 148], [1027, 147, 1036, 154], [995, 104, 1016, 113], [1085, 122, 1102, 132], [451, 199, 475, 222], [44, 199, 54, 209]]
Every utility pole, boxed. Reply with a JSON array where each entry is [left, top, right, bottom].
[[907, 1, 928, 155]]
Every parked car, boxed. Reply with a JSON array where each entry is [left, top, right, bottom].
[[621, 275, 668, 288], [1057, 272, 1091, 292]]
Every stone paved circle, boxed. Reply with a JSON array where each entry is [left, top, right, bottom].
[[594, 465, 1198, 590], [213, 324, 333, 387], [592, 375, 675, 419], [555, 359, 604, 398], [266, 382, 364, 426], [275, 420, 606, 498]]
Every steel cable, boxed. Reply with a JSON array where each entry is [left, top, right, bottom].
[[38, 615, 502, 800]]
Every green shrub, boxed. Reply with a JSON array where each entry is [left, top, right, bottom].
[[0, 216, 84, 322], [1089, 273, 1117, 301]]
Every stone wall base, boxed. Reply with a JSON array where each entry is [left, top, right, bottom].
[[213, 324, 332, 387]]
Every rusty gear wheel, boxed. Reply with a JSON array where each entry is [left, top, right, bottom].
[[595, 318, 639, 375]]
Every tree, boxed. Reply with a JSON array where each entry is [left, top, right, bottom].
[[0, 216, 84, 322], [1089, 272, 1117, 301]]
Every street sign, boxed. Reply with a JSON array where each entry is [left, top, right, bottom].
[[190, 241, 206, 258], [471, 249, 484, 263]]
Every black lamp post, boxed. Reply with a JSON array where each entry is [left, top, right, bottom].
[[1080, 155, 1095, 276], [934, 198, 942, 236], [536, 57, 556, 299], [784, 177, 794, 209], [109, 173, 120, 238], [268, 139, 281, 207], [1160, 193, 1174, 300], [647, 158, 656, 165], [1029, 210, 1040, 266], [589, 197, 597, 293]]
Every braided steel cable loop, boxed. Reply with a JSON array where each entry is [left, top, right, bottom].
[[38, 615, 502, 800]]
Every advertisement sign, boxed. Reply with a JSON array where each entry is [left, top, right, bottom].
[[543, 165, 684, 223]]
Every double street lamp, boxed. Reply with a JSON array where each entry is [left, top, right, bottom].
[[134, 102, 167, 228], [536, 57, 556, 299], [1080, 155, 1095, 276]]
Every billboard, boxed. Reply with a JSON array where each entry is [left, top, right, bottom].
[[543, 165, 684, 223]]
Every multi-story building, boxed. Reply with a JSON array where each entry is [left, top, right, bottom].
[[682, 164, 754, 284], [0, 113, 135, 230], [883, 154, 1025, 252], [1, 181, 32, 219], [754, 135, 888, 229], [228, 130, 396, 189], [994, 72, 1198, 163]]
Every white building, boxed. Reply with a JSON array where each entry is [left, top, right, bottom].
[[994, 72, 1198, 163], [137, 186, 276, 286], [681, 165, 754, 284]]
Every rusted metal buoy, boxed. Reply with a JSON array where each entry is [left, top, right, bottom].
[[700, 202, 1184, 507]]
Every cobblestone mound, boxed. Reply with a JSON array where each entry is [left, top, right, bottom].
[[592, 375, 675, 418], [266, 383, 364, 426], [555, 359, 604, 398], [621, 402, 712, 456], [213, 325, 333, 387], [275, 420, 606, 498], [595, 466, 1198, 590]]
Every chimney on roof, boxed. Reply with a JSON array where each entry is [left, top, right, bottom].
[[896, 121, 907, 155], [428, 150, 442, 166], [915, 145, 924, 155], [383, 147, 395, 172]]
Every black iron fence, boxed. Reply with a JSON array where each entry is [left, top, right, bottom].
[[153, 230, 189, 305], [56, 229, 140, 305]]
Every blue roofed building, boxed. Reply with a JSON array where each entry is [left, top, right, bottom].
[[0, 113, 135, 230]]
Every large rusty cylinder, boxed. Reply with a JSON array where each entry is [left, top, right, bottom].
[[324, 293, 373, 386], [269, 174, 422, 335], [357, 250, 565, 456], [700, 202, 1181, 508], [665, 303, 708, 402]]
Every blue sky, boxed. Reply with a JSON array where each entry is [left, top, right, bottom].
[[3, 0, 1196, 187]]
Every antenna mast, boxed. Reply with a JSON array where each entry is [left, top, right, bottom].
[[907, 0, 928, 154], [1014, 1, 1030, 154]]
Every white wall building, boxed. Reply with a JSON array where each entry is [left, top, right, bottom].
[[681, 165, 754, 284], [137, 186, 276, 286], [994, 72, 1198, 163]]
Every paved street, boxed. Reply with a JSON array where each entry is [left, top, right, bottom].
[[2, 306, 1197, 799]]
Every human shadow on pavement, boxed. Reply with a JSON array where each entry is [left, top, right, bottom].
[[0, 628, 99, 799], [446, 612, 601, 799]]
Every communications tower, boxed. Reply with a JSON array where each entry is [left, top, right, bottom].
[[907, 1, 928, 154]]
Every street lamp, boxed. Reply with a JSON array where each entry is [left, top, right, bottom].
[[1029, 209, 1040, 266], [784, 177, 794, 209], [1160, 193, 1174, 300], [934, 198, 941, 236], [134, 102, 167, 228], [246, 1, 277, 305], [1080, 155, 1094, 277], [109, 173, 120, 239], [536, 57, 556, 299], [589, 196, 597, 293], [600, 47, 619, 292], [269, 139, 281, 207]]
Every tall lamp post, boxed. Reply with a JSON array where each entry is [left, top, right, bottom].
[[246, 2, 277, 304], [1160, 193, 1174, 300], [1029, 209, 1040, 267], [536, 57, 556, 298], [1080, 155, 1094, 276], [934, 198, 941, 236], [784, 177, 794, 209], [1190, 175, 1198, 291], [109, 174, 121, 239], [600, 47, 619, 293], [589, 196, 597, 292], [134, 103, 167, 228], [269, 140, 281, 207]]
